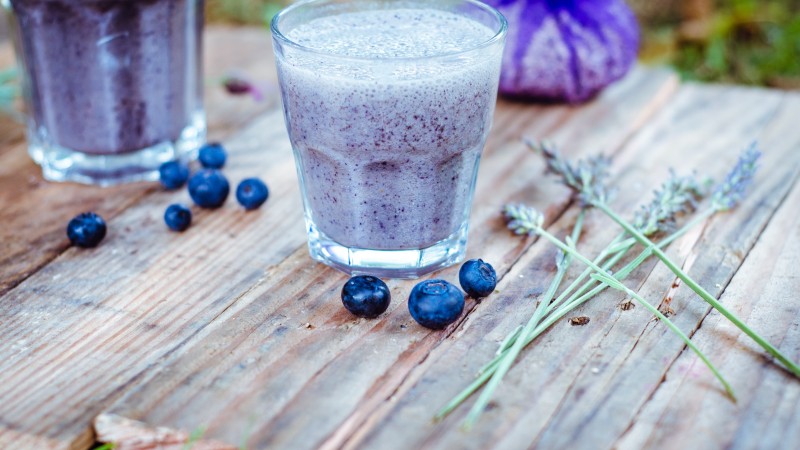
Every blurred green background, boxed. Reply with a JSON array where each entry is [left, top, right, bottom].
[[209, 0, 800, 89]]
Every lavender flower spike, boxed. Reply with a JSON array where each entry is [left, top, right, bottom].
[[712, 143, 762, 211], [525, 139, 612, 206], [503, 204, 544, 236], [634, 170, 706, 236]]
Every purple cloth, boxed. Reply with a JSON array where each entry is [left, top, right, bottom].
[[487, 0, 640, 103]]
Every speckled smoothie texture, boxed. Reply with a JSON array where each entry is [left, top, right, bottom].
[[277, 9, 502, 250], [10, 0, 204, 155]]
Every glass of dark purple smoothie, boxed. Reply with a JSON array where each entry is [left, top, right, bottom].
[[272, 0, 506, 278], [4, 0, 205, 185]]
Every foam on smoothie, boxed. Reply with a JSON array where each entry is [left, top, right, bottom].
[[286, 9, 494, 59], [277, 8, 501, 250]]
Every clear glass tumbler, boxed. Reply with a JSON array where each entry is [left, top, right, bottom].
[[271, 0, 506, 278], [4, 0, 206, 186]]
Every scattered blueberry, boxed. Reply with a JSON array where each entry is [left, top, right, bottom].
[[188, 169, 230, 208], [164, 204, 192, 232], [459, 259, 497, 298], [198, 142, 227, 169], [223, 76, 252, 95], [408, 279, 465, 330], [66, 212, 107, 248], [236, 178, 269, 210], [341, 275, 391, 318], [158, 160, 190, 190]]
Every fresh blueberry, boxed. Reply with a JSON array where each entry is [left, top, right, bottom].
[[236, 178, 269, 210], [158, 160, 190, 190], [459, 259, 497, 298], [198, 142, 227, 169], [164, 204, 192, 232], [188, 169, 230, 208], [408, 279, 465, 330], [223, 76, 252, 95], [66, 212, 107, 248], [341, 275, 391, 318]]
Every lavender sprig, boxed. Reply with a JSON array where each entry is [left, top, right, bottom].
[[560, 143, 800, 378], [442, 171, 709, 426], [711, 143, 761, 211], [633, 169, 706, 236], [527, 139, 612, 206], [506, 169, 705, 239], [504, 203, 544, 236], [440, 144, 796, 427], [545, 169, 708, 315], [505, 169, 705, 315], [498, 207, 733, 397]]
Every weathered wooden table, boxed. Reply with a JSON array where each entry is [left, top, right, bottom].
[[1, 27, 799, 450]]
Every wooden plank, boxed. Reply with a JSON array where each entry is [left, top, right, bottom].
[[497, 91, 800, 450], [89, 68, 679, 449], [0, 26, 278, 297], [348, 87, 800, 450], [0, 109, 297, 450], [614, 110, 800, 450]]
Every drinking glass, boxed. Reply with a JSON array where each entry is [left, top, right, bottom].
[[4, 0, 206, 186], [271, 0, 506, 278]]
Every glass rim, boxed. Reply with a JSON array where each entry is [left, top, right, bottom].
[[270, 0, 508, 63]]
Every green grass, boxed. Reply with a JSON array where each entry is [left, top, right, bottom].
[[207, 0, 285, 25], [642, 0, 800, 87]]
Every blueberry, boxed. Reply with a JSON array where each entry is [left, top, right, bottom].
[[341, 275, 391, 318], [158, 160, 189, 190], [164, 204, 192, 232], [223, 76, 252, 95], [408, 279, 465, 330], [188, 169, 230, 208], [198, 142, 227, 169], [459, 259, 497, 298], [66, 212, 107, 248], [236, 178, 269, 210]]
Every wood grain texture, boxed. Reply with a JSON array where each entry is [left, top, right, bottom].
[[614, 102, 800, 450], [4, 25, 798, 450], [90, 68, 679, 449], [350, 87, 800, 450], [0, 109, 298, 450], [0, 26, 277, 297]]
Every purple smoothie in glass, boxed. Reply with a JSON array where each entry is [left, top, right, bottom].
[[6, 0, 205, 183], [276, 8, 503, 251]]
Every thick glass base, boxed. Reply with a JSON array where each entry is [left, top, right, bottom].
[[29, 113, 206, 187], [307, 222, 469, 279]]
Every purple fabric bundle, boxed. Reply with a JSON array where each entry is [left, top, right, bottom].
[[487, 0, 640, 103]]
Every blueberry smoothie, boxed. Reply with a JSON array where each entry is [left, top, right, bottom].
[[275, 7, 504, 252], [8, 0, 204, 156]]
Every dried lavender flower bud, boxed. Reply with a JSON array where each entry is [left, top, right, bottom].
[[527, 139, 611, 206], [503, 203, 544, 235], [712, 143, 762, 211], [634, 169, 706, 236]]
